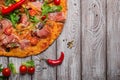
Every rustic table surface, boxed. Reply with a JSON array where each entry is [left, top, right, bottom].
[[0, 0, 120, 80]]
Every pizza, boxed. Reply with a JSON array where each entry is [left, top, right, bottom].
[[0, 0, 67, 57]]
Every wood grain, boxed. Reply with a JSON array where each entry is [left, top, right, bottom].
[[0, 57, 8, 68], [82, 0, 106, 80], [107, 0, 120, 80], [0, 57, 8, 80], [56, 0, 81, 80], [32, 42, 57, 80]]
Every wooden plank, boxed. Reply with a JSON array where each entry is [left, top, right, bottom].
[[32, 42, 57, 80], [81, 0, 106, 80], [0, 57, 8, 68], [0, 57, 8, 80], [56, 0, 81, 80], [107, 0, 120, 80], [9, 57, 31, 80]]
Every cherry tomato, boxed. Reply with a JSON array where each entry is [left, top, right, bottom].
[[19, 65, 27, 75], [41, 15, 46, 21], [4, 27, 12, 36], [54, 0, 61, 5], [29, 9, 37, 16], [30, 37, 38, 46], [2, 68, 11, 77], [28, 67, 35, 75]]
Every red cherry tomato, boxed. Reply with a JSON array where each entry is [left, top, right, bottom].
[[29, 9, 37, 16], [19, 65, 27, 75], [30, 37, 38, 46], [41, 15, 46, 21], [54, 0, 61, 5], [4, 27, 12, 36], [2, 68, 11, 77], [28, 67, 35, 75]]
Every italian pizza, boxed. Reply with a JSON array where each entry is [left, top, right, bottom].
[[0, 0, 67, 57]]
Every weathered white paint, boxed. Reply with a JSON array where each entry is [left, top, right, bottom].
[[82, 0, 106, 80], [32, 42, 57, 80], [107, 0, 120, 80], [57, 0, 81, 80]]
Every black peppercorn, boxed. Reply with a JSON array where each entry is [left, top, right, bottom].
[[5, 48, 10, 52]]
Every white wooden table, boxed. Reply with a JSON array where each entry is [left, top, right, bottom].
[[0, 0, 120, 80]]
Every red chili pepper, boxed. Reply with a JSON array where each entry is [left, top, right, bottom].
[[47, 52, 64, 66], [1, 0, 26, 15]]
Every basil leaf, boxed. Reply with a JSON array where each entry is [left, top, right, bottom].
[[8, 63, 17, 75]]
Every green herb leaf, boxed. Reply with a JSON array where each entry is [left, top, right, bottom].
[[4, 10, 20, 28], [8, 63, 17, 75], [22, 60, 35, 67], [0, 65, 4, 80], [41, 2, 62, 16], [10, 43, 17, 48], [24, 8, 30, 18], [0, 64, 3, 72], [0, 76, 5, 80], [30, 16, 39, 23], [41, 2, 51, 16], [5, 0, 15, 6], [10, 13, 18, 28], [0, 15, 3, 20], [50, 6, 62, 12], [8, 43, 19, 48]]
